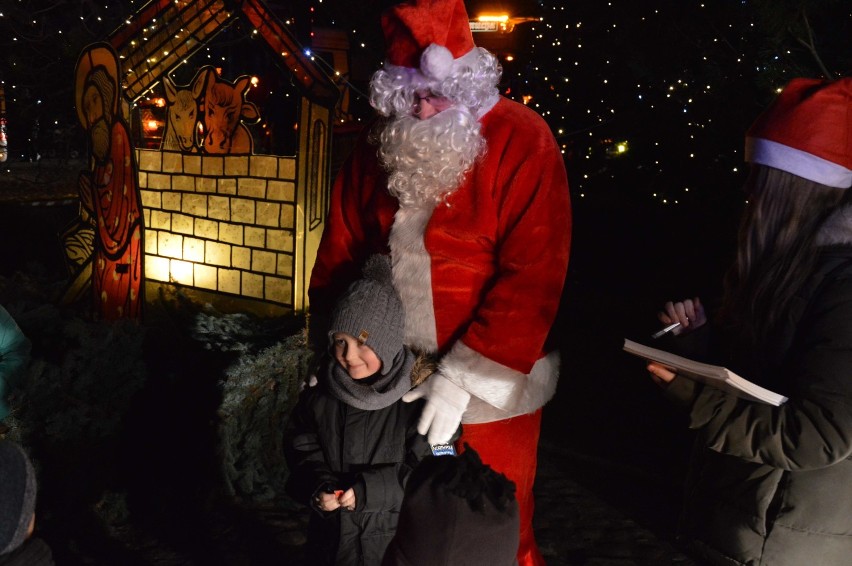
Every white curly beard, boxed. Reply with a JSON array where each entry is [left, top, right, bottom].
[[377, 105, 486, 208]]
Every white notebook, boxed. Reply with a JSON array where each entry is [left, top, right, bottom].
[[623, 339, 788, 406]]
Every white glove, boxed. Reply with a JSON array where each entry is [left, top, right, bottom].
[[403, 373, 470, 445]]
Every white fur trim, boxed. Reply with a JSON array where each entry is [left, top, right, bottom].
[[384, 47, 480, 88], [420, 44, 454, 81], [746, 137, 852, 189], [439, 342, 560, 424], [476, 94, 500, 120], [388, 196, 559, 425], [384, 64, 424, 88], [389, 204, 439, 352]]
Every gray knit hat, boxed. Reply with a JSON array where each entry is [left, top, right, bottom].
[[0, 440, 37, 556], [329, 254, 404, 375]]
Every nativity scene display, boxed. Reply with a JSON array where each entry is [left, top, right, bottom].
[[57, 0, 340, 318]]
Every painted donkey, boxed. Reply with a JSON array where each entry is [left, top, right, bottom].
[[161, 70, 206, 152], [201, 70, 260, 154]]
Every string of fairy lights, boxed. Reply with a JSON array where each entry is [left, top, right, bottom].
[[304, 0, 849, 207], [508, 2, 743, 204], [2, 0, 849, 204]]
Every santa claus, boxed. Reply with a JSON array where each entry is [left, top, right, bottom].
[[309, 1, 571, 563]]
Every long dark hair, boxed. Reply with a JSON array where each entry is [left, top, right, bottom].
[[718, 165, 849, 348]]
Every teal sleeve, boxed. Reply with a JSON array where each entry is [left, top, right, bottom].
[[0, 306, 31, 420]]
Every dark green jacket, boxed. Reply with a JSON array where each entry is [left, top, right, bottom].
[[0, 537, 54, 566], [665, 245, 852, 565]]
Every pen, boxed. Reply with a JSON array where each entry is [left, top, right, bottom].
[[651, 321, 681, 339]]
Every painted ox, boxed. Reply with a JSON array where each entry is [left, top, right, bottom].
[[202, 72, 260, 154], [161, 72, 205, 152]]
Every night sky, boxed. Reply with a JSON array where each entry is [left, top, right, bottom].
[[1, 0, 850, 291], [0, 0, 849, 316], [3, 1, 850, 197]]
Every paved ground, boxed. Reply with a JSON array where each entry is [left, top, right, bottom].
[[533, 440, 696, 566], [263, 438, 700, 566], [86, 437, 697, 566]]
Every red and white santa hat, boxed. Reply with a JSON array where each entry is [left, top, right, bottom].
[[745, 77, 852, 189], [380, 0, 478, 82]]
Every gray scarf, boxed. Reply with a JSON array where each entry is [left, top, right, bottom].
[[323, 348, 416, 410]]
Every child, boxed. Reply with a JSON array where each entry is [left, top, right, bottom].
[[284, 254, 455, 566], [0, 440, 54, 565]]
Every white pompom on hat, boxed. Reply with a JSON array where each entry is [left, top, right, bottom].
[[380, 0, 477, 81], [745, 77, 852, 188]]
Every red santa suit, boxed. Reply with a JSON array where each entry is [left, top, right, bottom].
[[310, 95, 571, 565]]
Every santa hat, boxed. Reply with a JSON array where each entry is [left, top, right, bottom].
[[745, 77, 852, 189], [380, 0, 477, 82]]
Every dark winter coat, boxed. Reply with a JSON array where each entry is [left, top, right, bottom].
[[284, 380, 435, 566], [665, 241, 852, 565], [0, 537, 54, 566]]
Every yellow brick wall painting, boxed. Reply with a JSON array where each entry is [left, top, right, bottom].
[[138, 150, 162, 173], [225, 155, 250, 177], [232, 247, 251, 270], [242, 272, 264, 299], [183, 194, 207, 216], [238, 177, 266, 199], [150, 210, 171, 231], [183, 155, 201, 176], [198, 176, 218, 193], [172, 175, 196, 192], [137, 149, 301, 311], [162, 151, 182, 173], [171, 213, 194, 236]]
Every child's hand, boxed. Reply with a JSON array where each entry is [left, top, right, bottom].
[[338, 488, 356, 511], [315, 491, 342, 512]]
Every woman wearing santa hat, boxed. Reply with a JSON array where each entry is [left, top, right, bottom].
[[647, 77, 852, 565], [308, 1, 571, 564]]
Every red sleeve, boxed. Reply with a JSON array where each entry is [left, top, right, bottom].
[[438, 104, 571, 414], [308, 127, 397, 349], [462, 120, 571, 372]]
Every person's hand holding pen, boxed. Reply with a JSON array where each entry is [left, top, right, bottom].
[[655, 297, 706, 337], [647, 297, 707, 386]]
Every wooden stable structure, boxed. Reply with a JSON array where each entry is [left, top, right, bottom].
[[107, 0, 339, 316]]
